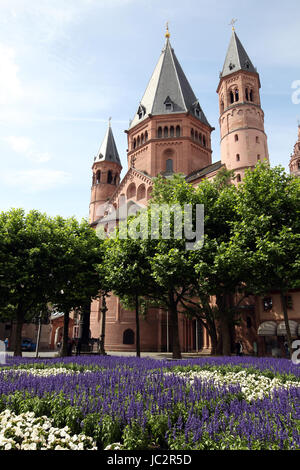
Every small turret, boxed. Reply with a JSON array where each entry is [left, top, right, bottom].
[[89, 120, 122, 224], [289, 125, 300, 177]]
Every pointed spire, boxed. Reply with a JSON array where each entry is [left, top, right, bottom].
[[221, 30, 256, 78], [129, 37, 211, 128], [94, 120, 121, 165]]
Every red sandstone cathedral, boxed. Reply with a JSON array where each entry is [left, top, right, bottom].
[[86, 27, 300, 356]]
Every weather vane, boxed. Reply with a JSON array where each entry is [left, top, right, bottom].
[[165, 22, 170, 38], [229, 18, 238, 31]]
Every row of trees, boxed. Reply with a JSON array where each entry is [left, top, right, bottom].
[[101, 163, 300, 358], [0, 163, 299, 358], [0, 211, 102, 356]]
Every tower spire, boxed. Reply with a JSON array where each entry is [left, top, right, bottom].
[[221, 29, 256, 78], [129, 35, 210, 129]]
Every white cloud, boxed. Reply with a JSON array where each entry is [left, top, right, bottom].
[[2, 136, 51, 163], [1, 169, 71, 193]]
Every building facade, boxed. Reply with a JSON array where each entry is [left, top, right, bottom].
[[86, 28, 300, 356]]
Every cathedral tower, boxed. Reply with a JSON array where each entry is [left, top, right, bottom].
[[126, 28, 214, 178], [289, 125, 300, 177], [217, 28, 269, 181], [89, 120, 122, 224]]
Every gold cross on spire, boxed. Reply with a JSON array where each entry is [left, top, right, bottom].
[[165, 22, 170, 38], [108, 117, 112, 127], [229, 18, 238, 31]]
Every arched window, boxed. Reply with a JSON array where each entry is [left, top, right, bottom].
[[256, 136, 260, 144], [137, 184, 146, 201], [191, 128, 194, 139], [157, 127, 162, 138], [235, 89, 239, 102], [127, 183, 136, 200], [107, 171, 113, 184], [133, 139, 136, 149], [92, 174, 95, 185], [147, 186, 153, 200], [195, 131, 198, 140], [199, 133, 202, 143], [141, 133, 144, 145], [170, 126, 174, 137], [176, 125, 180, 137], [250, 90, 254, 102], [96, 170, 101, 184], [166, 159, 173, 173], [235, 134, 239, 142], [230, 91, 234, 104], [236, 174, 241, 183], [123, 329, 134, 345], [137, 136, 140, 147], [164, 126, 168, 138], [114, 174, 118, 185], [145, 131, 148, 141], [236, 154, 240, 161], [203, 135, 206, 147], [245, 88, 249, 101], [257, 155, 261, 162]]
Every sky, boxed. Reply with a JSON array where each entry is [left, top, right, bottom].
[[0, 0, 299, 220]]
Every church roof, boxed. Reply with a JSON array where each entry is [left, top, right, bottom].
[[129, 38, 211, 129], [221, 31, 257, 78], [186, 161, 223, 182], [94, 121, 121, 165]]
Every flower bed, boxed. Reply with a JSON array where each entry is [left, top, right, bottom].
[[0, 356, 299, 450]]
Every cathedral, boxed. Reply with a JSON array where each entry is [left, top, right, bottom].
[[86, 26, 300, 356]]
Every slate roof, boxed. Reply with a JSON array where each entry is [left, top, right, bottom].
[[221, 31, 257, 78], [130, 38, 211, 129], [94, 122, 121, 165], [186, 161, 223, 182]]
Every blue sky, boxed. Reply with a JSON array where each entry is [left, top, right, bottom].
[[0, 0, 299, 220]]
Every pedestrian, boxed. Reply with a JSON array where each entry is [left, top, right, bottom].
[[239, 341, 243, 356], [4, 338, 9, 351]]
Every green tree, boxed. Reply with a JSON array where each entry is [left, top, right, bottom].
[[49, 216, 103, 357], [233, 163, 300, 355], [0, 209, 56, 356]]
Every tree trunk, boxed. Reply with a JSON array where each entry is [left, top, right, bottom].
[[14, 304, 23, 357], [61, 311, 70, 357], [280, 292, 292, 358], [135, 294, 140, 358], [207, 322, 218, 356], [169, 293, 181, 359], [220, 316, 231, 356], [99, 295, 107, 355], [217, 294, 232, 356], [79, 303, 91, 351]]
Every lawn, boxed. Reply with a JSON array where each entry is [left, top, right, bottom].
[[0, 356, 299, 450]]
